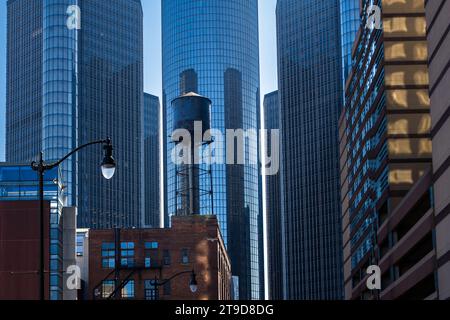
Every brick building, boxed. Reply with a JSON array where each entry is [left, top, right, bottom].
[[88, 215, 232, 300], [425, 0, 450, 300], [0, 201, 50, 300], [0, 163, 76, 300]]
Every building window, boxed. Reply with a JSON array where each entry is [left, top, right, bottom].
[[145, 241, 158, 249], [50, 274, 60, 287], [145, 280, 158, 300], [76, 233, 84, 256], [145, 241, 159, 268], [122, 280, 135, 299], [102, 280, 115, 299], [50, 243, 61, 255], [50, 291, 60, 301], [101, 242, 115, 269], [163, 249, 171, 265], [181, 249, 189, 264], [121, 242, 135, 267], [145, 256, 151, 268]]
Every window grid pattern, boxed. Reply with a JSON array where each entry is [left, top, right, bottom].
[[77, 0, 143, 229], [6, 0, 144, 230], [277, 0, 344, 300], [101, 242, 115, 269], [143, 93, 160, 228], [120, 241, 135, 267], [340, 0, 361, 91], [263, 91, 283, 300], [344, 0, 386, 274], [6, 0, 43, 163], [42, 0, 79, 207]]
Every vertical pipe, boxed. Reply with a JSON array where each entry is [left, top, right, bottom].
[[114, 228, 121, 299], [39, 152, 45, 300]]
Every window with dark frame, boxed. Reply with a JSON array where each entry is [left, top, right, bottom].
[[144, 241, 159, 268], [121, 280, 135, 299], [102, 280, 115, 298], [101, 242, 115, 268], [181, 248, 189, 264], [120, 242, 135, 267], [144, 280, 158, 300], [163, 249, 171, 265]]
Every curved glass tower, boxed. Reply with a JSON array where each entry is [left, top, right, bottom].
[[43, 0, 79, 205], [6, 0, 143, 229], [162, 0, 262, 299]]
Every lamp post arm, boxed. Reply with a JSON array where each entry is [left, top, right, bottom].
[[156, 270, 194, 287], [32, 138, 110, 171]]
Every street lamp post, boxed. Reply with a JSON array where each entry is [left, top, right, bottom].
[[152, 270, 198, 299], [31, 138, 116, 301]]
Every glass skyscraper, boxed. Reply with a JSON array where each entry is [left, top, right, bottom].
[[162, 0, 262, 300], [340, 0, 360, 88], [6, 0, 43, 163], [76, 0, 143, 228], [276, 0, 344, 299], [263, 91, 282, 300], [42, 0, 78, 206], [143, 93, 160, 228], [6, 0, 143, 228]]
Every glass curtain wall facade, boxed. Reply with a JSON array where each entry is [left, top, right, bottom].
[[143, 93, 160, 228], [162, 0, 262, 300], [340, 0, 431, 300], [6, 0, 143, 229], [340, 0, 360, 89], [6, 0, 43, 162], [77, 0, 143, 228], [263, 91, 282, 300], [276, 0, 344, 299], [42, 0, 78, 206]]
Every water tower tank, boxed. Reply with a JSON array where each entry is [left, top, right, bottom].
[[172, 92, 211, 134]]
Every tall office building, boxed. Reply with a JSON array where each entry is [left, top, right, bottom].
[[263, 91, 282, 300], [5, 0, 143, 228], [340, 0, 432, 299], [143, 93, 160, 228], [426, 0, 450, 300], [162, 0, 262, 299], [276, 0, 344, 299], [6, 0, 43, 163], [340, 0, 360, 88]]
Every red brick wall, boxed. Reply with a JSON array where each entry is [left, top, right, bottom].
[[0, 201, 50, 300], [88, 215, 231, 300]]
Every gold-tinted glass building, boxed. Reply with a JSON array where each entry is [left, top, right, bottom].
[[340, 0, 433, 299]]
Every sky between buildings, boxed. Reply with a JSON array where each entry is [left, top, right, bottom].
[[0, 0, 278, 161]]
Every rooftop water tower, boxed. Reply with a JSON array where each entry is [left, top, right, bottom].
[[171, 92, 213, 216]]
